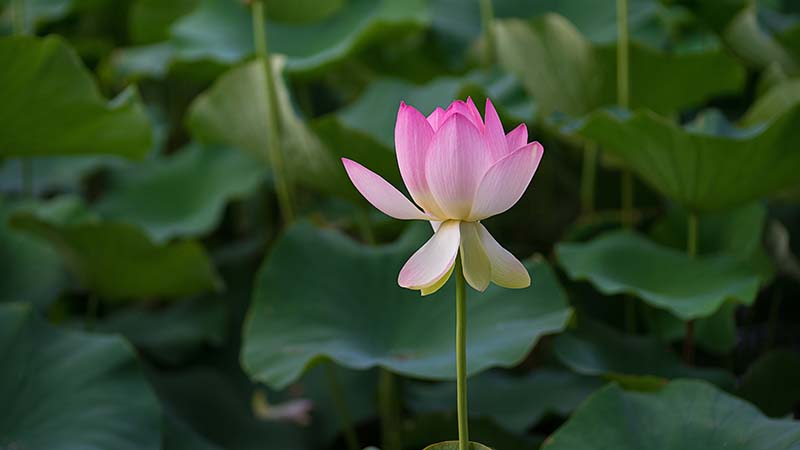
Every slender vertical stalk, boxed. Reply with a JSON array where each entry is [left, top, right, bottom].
[[378, 369, 402, 450], [617, 0, 634, 228], [455, 257, 469, 450], [251, 1, 295, 224], [683, 213, 698, 364], [580, 142, 598, 216], [324, 362, 360, 450], [479, 0, 496, 65]]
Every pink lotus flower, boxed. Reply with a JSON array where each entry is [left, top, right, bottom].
[[342, 98, 543, 294]]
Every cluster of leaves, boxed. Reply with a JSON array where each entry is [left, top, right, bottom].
[[2, 0, 800, 449]]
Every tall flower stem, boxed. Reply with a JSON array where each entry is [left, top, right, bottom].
[[479, 0, 496, 65], [324, 362, 360, 450], [617, 0, 634, 228], [455, 257, 469, 450], [251, 0, 295, 224], [580, 142, 598, 216], [684, 212, 698, 364], [378, 369, 402, 450]]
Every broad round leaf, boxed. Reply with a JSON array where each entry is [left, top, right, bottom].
[[575, 107, 800, 211], [0, 302, 162, 450], [494, 14, 744, 118], [241, 222, 573, 389], [97, 144, 264, 243], [557, 230, 761, 320], [0, 36, 152, 159], [541, 379, 800, 449], [424, 441, 493, 450]]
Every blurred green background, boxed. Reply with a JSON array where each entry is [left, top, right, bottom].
[[2, 0, 800, 449]]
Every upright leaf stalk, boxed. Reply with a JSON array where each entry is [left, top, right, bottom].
[[684, 213, 699, 364], [251, 0, 295, 224], [455, 257, 469, 450], [617, 0, 634, 228]]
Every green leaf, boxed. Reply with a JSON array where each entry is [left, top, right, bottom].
[[541, 379, 800, 449], [553, 320, 734, 388], [557, 230, 760, 320], [739, 349, 800, 417], [494, 14, 745, 118], [97, 299, 227, 365], [0, 0, 75, 32], [96, 143, 264, 243], [574, 107, 800, 211], [741, 78, 800, 126], [0, 36, 152, 159], [407, 369, 604, 433], [0, 200, 65, 307], [169, 0, 429, 75], [128, 0, 198, 44], [404, 413, 542, 450], [643, 302, 739, 355], [241, 222, 573, 389], [423, 441, 493, 450], [0, 155, 127, 195], [186, 58, 344, 197], [10, 197, 222, 301], [0, 302, 162, 450]]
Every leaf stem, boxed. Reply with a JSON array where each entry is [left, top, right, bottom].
[[455, 256, 469, 450], [251, 0, 295, 224], [617, 0, 635, 229], [479, 0, 496, 65], [621, 170, 634, 227], [684, 212, 698, 364], [580, 142, 598, 216], [378, 368, 402, 450], [324, 362, 360, 450]]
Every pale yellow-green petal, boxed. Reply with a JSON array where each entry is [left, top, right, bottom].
[[459, 222, 492, 292]]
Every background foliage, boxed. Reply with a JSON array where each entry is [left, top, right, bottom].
[[1, 0, 800, 449]]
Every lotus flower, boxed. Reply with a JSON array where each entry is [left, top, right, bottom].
[[342, 98, 543, 294]]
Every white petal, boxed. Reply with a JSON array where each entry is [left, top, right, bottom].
[[399, 221, 461, 290], [459, 222, 492, 292], [477, 223, 530, 288], [342, 158, 429, 220], [420, 263, 455, 296]]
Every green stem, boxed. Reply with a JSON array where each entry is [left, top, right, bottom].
[[683, 213, 698, 364], [455, 257, 469, 450], [324, 362, 360, 450], [479, 0, 496, 65], [378, 369, 402, 450], [621, 170, 634, 227], [616, 0, 629, 109], [580, 142, 598, 216], [251, 0, 295, 224], [624, 297, 636, 333]]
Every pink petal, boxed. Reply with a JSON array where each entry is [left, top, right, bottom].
[[426, 114, 493, 219], [468, 141, 543, 221], [483, 98, 508, 161], [506, 123, 528, 152], [459, 221, 491, 291], [395, 102, 444, 216], [399, 220, 460, 290], [442, 99, 484, 131], [427, 107, 446, 131], [341, 158, 428, 220], [477, 224, 530, 288]]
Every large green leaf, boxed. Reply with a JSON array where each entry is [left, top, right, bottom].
[[186, 59, 344, 197], [0, 36, 152, 159], [574, 107, 800, 211], [10, 197, 222, 301], [541, 379, 800, 449], [167, 0, 428, 75], [241, 222, 573, 389], [494, 14, 745, 118], [553, 320, 735, 388], [739, 349, 800, 417], [557, 230, 760, 320], [407, 368, 604, 433], [0, 302, 162, 450], [0, 0, 74, 32], [96, 144, 264, 243]]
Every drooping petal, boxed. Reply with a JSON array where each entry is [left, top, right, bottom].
[[459, 222, 491, 291], [399, 220, 460, 289], [442, 99, 484, 131], [342, 158, 429, 220], [483, 98, 508, 161], [468, 141, 543, 221], [506, 123, 528, 152], [420, 263, 454, 296], [426, 114, 493, 219], [427, 107, 446, 131], [477, 223, 530, 288], [394, 102, 444, 216]]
